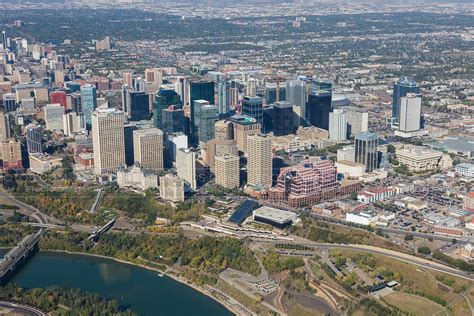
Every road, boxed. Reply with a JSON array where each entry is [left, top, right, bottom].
[[0, 301, 45, 316], [0, 191, 50, 225], [252, 239, 473, 281]]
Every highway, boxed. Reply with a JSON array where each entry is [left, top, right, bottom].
[[0, 301, 45, 316], [252, 239, 473, 281]]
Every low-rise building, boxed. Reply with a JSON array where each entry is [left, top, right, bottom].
[[336, 160, 366, 178], [396, 145, 453, 172], [357, 187, 396, 203], [117, 164, 158, 190], [346, 210, 379, 226], [252, 206, 297, 228], [29, 153, 62, 174], [456, 163, 474, 178]]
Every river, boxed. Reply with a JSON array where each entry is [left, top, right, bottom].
[[0, 250, 232, 316]]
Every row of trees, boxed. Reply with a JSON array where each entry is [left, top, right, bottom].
[[0, 285, 135, 315]]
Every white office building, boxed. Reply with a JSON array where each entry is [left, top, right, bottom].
[[176, 148, 197, 190], [399, 93, 422, 132], [329, 109, 348, 141]]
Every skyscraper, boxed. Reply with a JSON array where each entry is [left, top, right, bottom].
[[194, 100, 219, 144], [80, 85, 97, 129], [0, 113, 11, 142], [124, 123, 138, 166], [273, 101, 297, 136], [399, 93, 422, 132], [130, 91, 150, 121], [230, 115, 261, 154], [133, 128, 164, 173], [307, 91, 332, 130], [2, 31, 6, 51], [176, 148, 197, 190], [286, 79, 307, 119], [392, 78, 420, 123], [189, 81, 214, 121], [153, 89, 181, 130], [215, 155, 240, 189], [214, 120, 233, 141], [265, 82, 286, 105], [217, 80, 230, 115], [247, 134, 272, 188], [26, 123, 43, 154], [355, 131, 379, 172], [162, 106, 186, 135], [329, 108, 348, 141], [92, 108, 126, 175], [241, 96, 263, 128], [159, 173, 184, 203]]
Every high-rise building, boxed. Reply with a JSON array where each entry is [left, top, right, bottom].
[[124, 123, 138, 166], [215, 120, 233, 141], [273, 101, 297, 136], [247, 134, 272, 188], [144, 68, 163, 86], [347, 108, 368, 137], [0, 113, 11, 141], [176, 148, 197, 190], [44, 104, 65, 131], [392, 78, 420, 123], [215, 155, 240, 189], [167, 132, 188, 163], [245, 78, 257, 97], [26, 123, 43, 154], [80, 85, 97, 129], [1, 138, 22, 171], [310, 79, 332, 93], [194, 100, 219, 144], [307, 90, 332, 130], [399, 93, 422, 132], [355, 131, 379, 172], [133, 128, 164, 173], [3, 93, 17, 112], [265, 82, 286, 105], [130, 91, 150, 121], [230, 115, 261, 153], [162, 106, 186, 135], [286, 79, 307, 119], [1, 31, 6, 51], [50, 91, 67, 110], [153, 89, 181, 130], [241, 96, 263, 128], [189, 81, 214, 123], [62, 112, 80, 137], [95, 36, 110, 51], [217, 80, 230, 115], [202, 139, 238, 173], [159, 173, 184, 203], [121, 85, 131, 116], [329, 108, 348, 141], [92, 108, 126, 175]]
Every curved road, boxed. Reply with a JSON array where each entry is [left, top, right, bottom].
[[0, 301, 45, 316], [0, 191, 50, 225]]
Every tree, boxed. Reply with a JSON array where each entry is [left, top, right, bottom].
[[404, 234, 414, 241], [452, 238, 457, 245], [387, 144, 396, 154], [417, 246, 431, 255], [428, 237, 433, 242]]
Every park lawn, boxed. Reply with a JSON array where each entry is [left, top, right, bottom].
[[287, 301, 323, 316], [384, 292, 443, 315], [333, 250, 468, 304], [451, 297, 472, 316]]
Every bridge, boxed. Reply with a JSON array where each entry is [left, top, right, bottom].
[[0, 230, 42, 285], [88, 218, 116, 242]]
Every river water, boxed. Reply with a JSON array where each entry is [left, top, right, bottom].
[[1, 250, 232, 316]]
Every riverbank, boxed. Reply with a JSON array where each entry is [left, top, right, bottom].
[[44, 250, 241, 316]]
